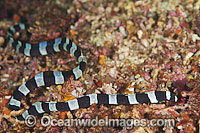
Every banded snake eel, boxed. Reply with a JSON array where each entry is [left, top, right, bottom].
[[7, 23, 178, 121]]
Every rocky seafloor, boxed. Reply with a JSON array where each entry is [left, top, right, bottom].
[[0, 0, 199, 132]]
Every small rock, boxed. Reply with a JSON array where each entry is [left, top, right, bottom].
[[137, 30, 143, 39], [25, 57, 31, 63], [126, 20, 134, 34], [191, 33, 200, 42], [135, 74, 140, 79], [119, 54, 124, 60], [119, 26, 127, 36], [99, 55, 106, 64], [130, 75, 135, 81], [183, 52, 194, 65], [152, 68, 160, 80], [109, 67, 117, 78], [115, 20, 121, 27], [106, 7, 112, 13], [3, 74, 9, 78], [141, 39, 149, 47], [114, 7, 119, 12]]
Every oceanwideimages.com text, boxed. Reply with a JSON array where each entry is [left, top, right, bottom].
[[25, 115, 175, 129]]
